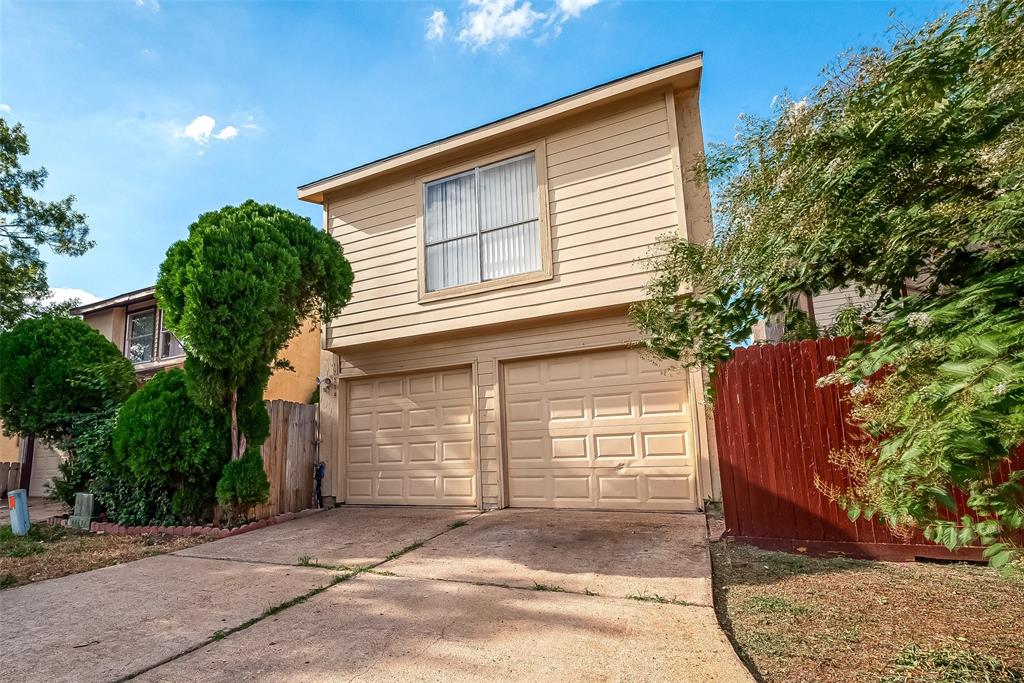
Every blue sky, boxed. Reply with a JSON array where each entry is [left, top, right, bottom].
[[2, 0, 954, 303]]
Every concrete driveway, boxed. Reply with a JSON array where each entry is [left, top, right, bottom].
[[1, 507, 751, 682]]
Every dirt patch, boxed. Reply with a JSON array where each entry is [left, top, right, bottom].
[[711, 540, 1024, 683], [1, 523, 208, 589]]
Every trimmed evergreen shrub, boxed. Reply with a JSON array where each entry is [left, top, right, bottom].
[[110, 369, 229, 524], [216, 447, 270, 524]]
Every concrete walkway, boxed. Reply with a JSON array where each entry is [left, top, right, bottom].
[[1, 507, 751, 682]]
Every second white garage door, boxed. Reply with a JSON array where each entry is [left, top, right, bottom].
[[345, 367, 477, 505], [503, 347, 697, 511]]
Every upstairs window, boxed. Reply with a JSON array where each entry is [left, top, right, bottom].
[[126, 308, 184, 364], [159, 316, 185, 359], [126, 309, 156, 363], [424, 152, 541, 293]]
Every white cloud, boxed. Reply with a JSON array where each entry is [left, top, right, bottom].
[[213, 125, 238, 140], [442, 0, 599, 49], [46, 288, 100, 306], [0, 103, 10, 113], [176, 115, 244, 145], [458, 0, 546, 49], [134, 0, 160, 11], [426, 9, 448, 42], [178, 114, 216, 143], [555, 0, 598, 18]]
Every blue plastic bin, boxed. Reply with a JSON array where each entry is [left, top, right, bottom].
[[8, 489, 30, 535]]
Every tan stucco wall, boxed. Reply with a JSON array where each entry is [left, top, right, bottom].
[[265, 323, 320, 404], [0, 431, 19, 464], [82, 307, 127, 351]]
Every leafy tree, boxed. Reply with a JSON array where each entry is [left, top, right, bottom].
[[156, 200, 353, 460], [0, 315, 135, 447], [0, 118, 91, 330], [630, 1, 1023, 566], [110, 369, 229, 523]]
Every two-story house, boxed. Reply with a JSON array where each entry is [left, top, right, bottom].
[[302, 54, 721, 512]]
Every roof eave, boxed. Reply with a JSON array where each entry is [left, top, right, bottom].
[[70, 286, 156, 316]]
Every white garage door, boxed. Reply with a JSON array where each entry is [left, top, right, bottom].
[[345, 367, 477, 505], [29, 441, 64, 498], [503, 347, 696, 511]]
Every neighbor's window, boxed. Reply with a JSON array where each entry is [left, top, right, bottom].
[[159, 315, 184, 359], [424, 152, 541, 293], [126, 309, 184, 364], [126, 309, 156, 363]]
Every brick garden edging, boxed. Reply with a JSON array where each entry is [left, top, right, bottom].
[[43, 507, 325, 539]]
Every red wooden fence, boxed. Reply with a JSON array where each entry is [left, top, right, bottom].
[[713, 337, 1022, 561]]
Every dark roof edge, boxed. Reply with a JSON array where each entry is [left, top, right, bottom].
[[70, 285, 156, 316]]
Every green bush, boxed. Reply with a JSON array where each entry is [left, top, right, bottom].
[[110, 369, 229, 524], [216, 447, 270, 524], [49, 410, 115, 507], [0, 315, 135, 446]]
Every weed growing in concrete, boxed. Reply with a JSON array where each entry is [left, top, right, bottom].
[[627, 591, 692, 606], [532, 582, 566, 592], [385, 541, 424, 562]]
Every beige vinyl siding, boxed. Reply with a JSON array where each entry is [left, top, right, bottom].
[[325, 94, 679, 349], [324, 310, 716, 509], [813, 286, 880, 328]]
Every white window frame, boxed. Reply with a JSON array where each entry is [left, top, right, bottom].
[[158, 313, 185, 360], [416, 140, 552, 303], [124, 307, 185, 365]]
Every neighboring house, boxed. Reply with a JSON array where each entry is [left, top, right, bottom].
[[5, 287, 321, 500], [0, 433, 17, 464], [810, 286, 880, 329], [300, 54, 720, 512], [70, 286, 320, 403]]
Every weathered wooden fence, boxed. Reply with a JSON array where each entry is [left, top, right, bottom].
[[713, 337, 1023, 561], [247, 400, 319, 520], [1, 462, 21, 496]]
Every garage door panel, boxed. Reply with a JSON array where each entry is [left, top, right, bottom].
[[507, 467, 695, 510], [504, 390, 688, 428], [346, 469, 477, 506], [504, 348, 696, 511], [346, 366, 476, 506], [504, 428, 691, 466], [349, 399, 474, 434], [347, 438, 475, 467]]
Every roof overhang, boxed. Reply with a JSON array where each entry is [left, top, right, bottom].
[[70, 286, 156, 316], [297, 52, 703, 203]]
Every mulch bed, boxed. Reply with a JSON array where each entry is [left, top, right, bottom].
[[711, 540, 1024, 683], [1, 523, 208, 590]]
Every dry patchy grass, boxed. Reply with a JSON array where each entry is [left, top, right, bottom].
[[711, 541, 1024, 683], [1, 524, 209, 589]]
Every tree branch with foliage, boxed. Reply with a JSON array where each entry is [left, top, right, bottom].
[[630, 0, 1024, 567], [0, 118, 91, 330]]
